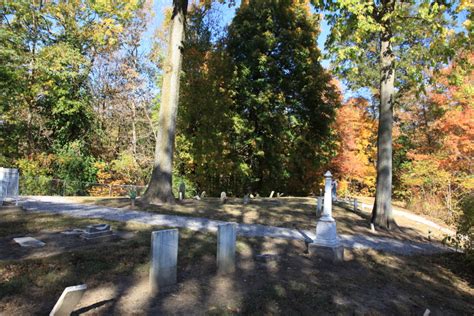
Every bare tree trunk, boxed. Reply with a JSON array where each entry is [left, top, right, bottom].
[[371, 22, 397, 229], [131, 101, 137, 155], [142, 0, 187, 204]]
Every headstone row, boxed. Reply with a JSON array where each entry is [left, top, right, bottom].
[[150, 223, 237, 293]]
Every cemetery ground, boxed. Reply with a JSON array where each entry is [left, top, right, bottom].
[[1, 203, 474, 314], [78, 196, 450, 242]]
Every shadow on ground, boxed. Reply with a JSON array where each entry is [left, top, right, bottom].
[[1, 207, 472, 315]]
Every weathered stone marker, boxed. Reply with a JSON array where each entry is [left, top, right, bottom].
[[243, 194, 250, 205], [0, 167, 19, 205], [269, 191, 275, 198], [310, 171, 343, 261], [49, 284, 87, 316], [220, 191, 227, 204], [201, 191, 206, 198], [217, 223, 237, 274], [178, 182, 186, 200], [150, 229, 179, 293], [316, 196, 323, 216]]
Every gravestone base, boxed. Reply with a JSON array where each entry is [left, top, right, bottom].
[[80, 231, 116, 241], [310, 217, 343, 262], [313, 217, 339, 247], [80, 224, 115, 240], [308, 244, 344, 262]]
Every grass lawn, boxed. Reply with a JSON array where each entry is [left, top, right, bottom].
[[74, 196, 449, 242], [1, 206, 473, 315]]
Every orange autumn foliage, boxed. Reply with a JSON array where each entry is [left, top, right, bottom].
[[330, 98, 377, 194]]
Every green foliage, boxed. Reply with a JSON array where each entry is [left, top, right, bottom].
[[128, 186, 138, 200], [16, 154, 55, 195], [315, 0, 459, 94], [172, 173, 198, 198], [177, 2, 340, 196], [445, 194, 474, 268], [110, 152, 144, 184], [54, 141, 97, 195], [0, 0, 144, 163]]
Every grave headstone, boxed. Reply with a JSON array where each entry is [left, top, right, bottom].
[[150, 229, 179, 293], [13, 237, 46, 248], [269, 191, 275, 198], [200, 191, 206, 198], [0, 167, 19, 205], [49, 284, 87, 316], [243, 194, 250, 205], [220, 192, 227, 204], [331, 179, 338, 201], [316, 196, 323, 216], [217, 223, 237, 274], [178, 182, 186, 200], [249, 193, 254, 199]]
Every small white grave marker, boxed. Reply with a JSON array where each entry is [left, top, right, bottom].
[[217, 223, 237, 274], [220, 192, 227, 204], [150, 229, 179, 293], [49, 284, 87, 316], [0, 167, 19, 205]]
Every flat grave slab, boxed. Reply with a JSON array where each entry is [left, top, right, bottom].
[[13, 237, 46, 248]]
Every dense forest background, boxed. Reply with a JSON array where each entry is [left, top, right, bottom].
[[0, 1, 472, 226]]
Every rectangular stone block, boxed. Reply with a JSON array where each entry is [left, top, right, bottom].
[[50, 284, 87, 316], [149, 229, 179, 293], [13, 237, 45, 248], [308, 244, 344, 263], [217, 223, 237, 274]]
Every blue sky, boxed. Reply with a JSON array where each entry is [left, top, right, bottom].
[[143, 1, 469, 101], [144, 0, 332, 68]]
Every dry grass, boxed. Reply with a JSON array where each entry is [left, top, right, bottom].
[[1, 207, 473, 315]]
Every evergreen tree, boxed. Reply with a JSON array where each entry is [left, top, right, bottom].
[[226, 0, 339, 194]]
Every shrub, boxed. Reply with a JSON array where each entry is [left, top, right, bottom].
[[54, 141, 97, 195], [110, 151, 144, 184], [16, 153, 56, 195], [445, 194, 474, 268]]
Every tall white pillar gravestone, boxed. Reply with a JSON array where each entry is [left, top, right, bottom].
[[310, 171, 343, 261]]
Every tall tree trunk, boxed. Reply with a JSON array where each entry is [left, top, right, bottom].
[[131, 101, 137, 156], [371, 24, 397, 229], [142, 0, 187, 204]]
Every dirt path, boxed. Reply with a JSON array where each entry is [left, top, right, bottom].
[[19, 196, 452, 255], [345, 196, 455, 235]]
